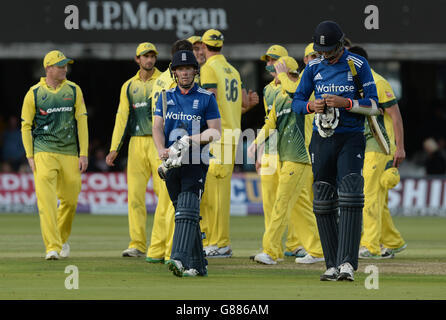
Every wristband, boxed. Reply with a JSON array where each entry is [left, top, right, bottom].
[[306, 102, 314, 114], [345, 98, 353, 111]]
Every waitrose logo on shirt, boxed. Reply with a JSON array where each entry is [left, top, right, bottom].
[[165, 111, 201, 121], [315, 84, 355, 93]]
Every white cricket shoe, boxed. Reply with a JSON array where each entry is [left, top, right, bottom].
[[204, 245, 218, 256], [381, 243, 407, 256], [320, 267, 339, 281], [183, 268, 199, 277], [122, 248, 145, 257], [295, 253, 325, 264], [337, 262, 354, 281], [206, 245, 232, 258], [254, 252, 277, 265], [167, 259, 184, 277], [60, 243, 70, 258], [45, 250, 60, 260]]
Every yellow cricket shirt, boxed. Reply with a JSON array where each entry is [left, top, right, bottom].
[[255, 87, 310, 164], [21, 78, 88, 158], [110, 68, 161, 152], [200, 54, 242, 145]]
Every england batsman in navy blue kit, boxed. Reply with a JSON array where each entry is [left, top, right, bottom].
[[292, 21, 380, 281], [153, 50, 221, 277]]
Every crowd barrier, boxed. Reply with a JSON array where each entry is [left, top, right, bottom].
[[1, 172, 445, 216]]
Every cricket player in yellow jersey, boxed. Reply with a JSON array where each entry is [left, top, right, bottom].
[[348, 46, 406, 259], [106, 42, 163, 258], [144, 39, 195, 263], [257, 45, 286, 253], [21, 50, 88, 260], [255, 45, 305, 258], [248, 56, 323, 264], [199, 29, 242, 258]]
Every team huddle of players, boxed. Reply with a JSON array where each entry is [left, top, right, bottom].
[[21, 22, 407, 281]]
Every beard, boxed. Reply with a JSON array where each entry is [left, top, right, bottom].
[[142, 65, 154, 71]]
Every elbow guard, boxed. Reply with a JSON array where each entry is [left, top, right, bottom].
[[349, 99, 381, 116]]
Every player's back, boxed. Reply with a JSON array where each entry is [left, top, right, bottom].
[[201, 54, 242, 142]]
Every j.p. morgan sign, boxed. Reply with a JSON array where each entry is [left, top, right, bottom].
[[2, 0, 445, 44], [65, 1, 228, 38]]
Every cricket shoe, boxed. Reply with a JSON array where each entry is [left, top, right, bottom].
[[122, 248, 145, 257], [167, 259, 184, 277], [45, 250, 60, 260], [381, 243, 407, 256], [60, 243, 70, 258], [204, 245, 218, 256], [145, 257, 165, 264], [206, 245, 232, 258], [337, 262, 354, 281], [359, 246, 385, 259], [254, 252, 277, 265], [285, 246, 307, 258], [183, 268, 208, 277], [295, 253, 325, 264], [320, 267, 339, 281]]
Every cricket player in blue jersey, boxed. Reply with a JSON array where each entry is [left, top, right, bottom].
[[152, 50, 221, 277], [292, 21, 379, 281]]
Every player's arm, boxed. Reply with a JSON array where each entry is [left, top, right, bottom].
[[74, 86, 89, 173], [20, 89, 36, 172], [292, 66, 320, 114], [152, 95, 169, 160], [241, 86, 259, 114], [275, 61, 298, 94], [249, 101, 277, 156], [106, 82, 131, 166], [385, 104, 406, 167]]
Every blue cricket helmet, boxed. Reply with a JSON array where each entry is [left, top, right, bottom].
[[313, 21, 345, 52]]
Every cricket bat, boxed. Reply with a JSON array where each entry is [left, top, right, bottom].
[[347, 59, 390, 155]]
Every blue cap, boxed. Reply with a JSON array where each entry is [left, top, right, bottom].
[[171, 50, 198, 70], [313, 21, 345, 52]]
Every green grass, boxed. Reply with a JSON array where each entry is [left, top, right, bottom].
[[1, 214, 446, 299]]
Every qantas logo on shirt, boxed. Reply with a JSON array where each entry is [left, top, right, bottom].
[[132, 102, 148, 109], [315, 84, 355, 93], [165, 111, 201, 121], [39, 107, 73, 115]]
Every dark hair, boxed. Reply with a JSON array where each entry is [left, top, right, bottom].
[[205, 44, 222, 52], [348, 45, 369, 61], [171, 40, 193, 56]]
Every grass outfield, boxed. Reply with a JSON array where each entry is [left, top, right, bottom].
[[1, 213, 446, 300]]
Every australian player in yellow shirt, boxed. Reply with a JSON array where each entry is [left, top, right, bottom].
[[248, 56, 323, 264], [21, 50, 88, 260], [348, 46, 406, 259], [198, 29, 243, 258], [106, 42, 163, 258]]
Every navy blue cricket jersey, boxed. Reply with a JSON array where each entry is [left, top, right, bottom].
[[292, 48, 378, 133], [154, 83, 220, 148]]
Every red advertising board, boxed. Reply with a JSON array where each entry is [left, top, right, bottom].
[[1, 173, 445, 216]]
